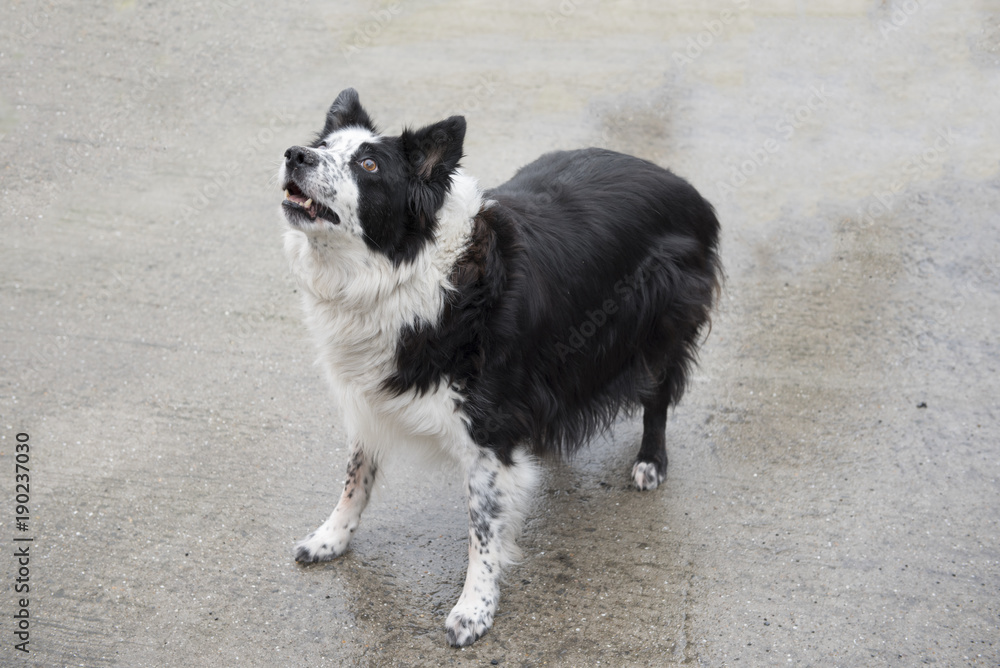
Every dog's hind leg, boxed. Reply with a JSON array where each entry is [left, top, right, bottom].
[[445, 448, 539, 647], [295, 441, 377, 563], [633, 309, 704, 489], [632, 381, 671, 491], [633, 349, 692, 490]]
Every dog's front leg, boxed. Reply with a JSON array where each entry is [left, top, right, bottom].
[[446, 449, 538, 647], [295, 442, 377, 563]]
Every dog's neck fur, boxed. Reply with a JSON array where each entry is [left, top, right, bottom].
[[284, 171, 483, 398]]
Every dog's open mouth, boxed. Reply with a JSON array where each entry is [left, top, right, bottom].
[[282, 181, 339, 225]]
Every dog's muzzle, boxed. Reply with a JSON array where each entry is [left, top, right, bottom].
[[281, 146, 339, 225]]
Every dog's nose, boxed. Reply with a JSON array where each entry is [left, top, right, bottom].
[[284, 146, 317, 167]]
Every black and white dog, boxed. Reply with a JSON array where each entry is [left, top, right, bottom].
[[279, 89, 721, 647]]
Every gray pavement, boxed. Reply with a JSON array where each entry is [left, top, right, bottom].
[[2, 1, 999, 665]]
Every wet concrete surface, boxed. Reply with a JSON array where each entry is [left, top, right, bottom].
[[2, 0, 999, 665]]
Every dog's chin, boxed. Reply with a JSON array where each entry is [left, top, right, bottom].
[[282, 199, 340, 228]]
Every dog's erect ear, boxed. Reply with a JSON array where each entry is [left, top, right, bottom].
[[319, 88, 376, 136], [403, 116, 466, 181], [402, 116, 466, 230]]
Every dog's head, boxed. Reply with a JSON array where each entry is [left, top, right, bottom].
[[280, 88, 466, 264]]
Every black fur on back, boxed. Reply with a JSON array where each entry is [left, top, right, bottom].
[[386, 148, 721, 462]]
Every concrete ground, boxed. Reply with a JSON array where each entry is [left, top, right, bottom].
[[2, 0, 999, 665]]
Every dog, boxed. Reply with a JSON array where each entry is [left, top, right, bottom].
[[279, 88, 721, 647]]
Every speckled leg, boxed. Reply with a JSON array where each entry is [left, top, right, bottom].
[[295, 442, 377, 563], [446, 449, 538, 647]]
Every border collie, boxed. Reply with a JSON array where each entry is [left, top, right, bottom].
[[279, 89, 721, 647]]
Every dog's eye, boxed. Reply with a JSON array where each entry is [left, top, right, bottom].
[[360, 158, 378, 173], [317, 141, 328, 149]]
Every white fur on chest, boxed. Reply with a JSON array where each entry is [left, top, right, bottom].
[[284, 172, 483, 458]]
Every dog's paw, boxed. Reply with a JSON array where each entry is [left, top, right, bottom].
[[632, 460, 666, 491], [293, 527, 350, 564], [445, 597, 495, 647]]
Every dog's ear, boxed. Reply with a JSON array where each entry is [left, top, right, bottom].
[[403, 116, 466, 181], [402, 116, 466, 230], [319, 88, 376, 136]]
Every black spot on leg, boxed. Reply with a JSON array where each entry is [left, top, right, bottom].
[[469, 505, 494, 544], [480, 494, 501, 519], [347, 491, 353, 499], [346, 449, 364, 477], [469, 490, 502, 547]]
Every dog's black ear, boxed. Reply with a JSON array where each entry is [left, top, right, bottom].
[[403, 116, 466, 180], [402, 116, 466, 230], [319, 88, 376, 136]]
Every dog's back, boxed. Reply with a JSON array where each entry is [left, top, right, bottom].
[[445, 148, 722, 457]]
